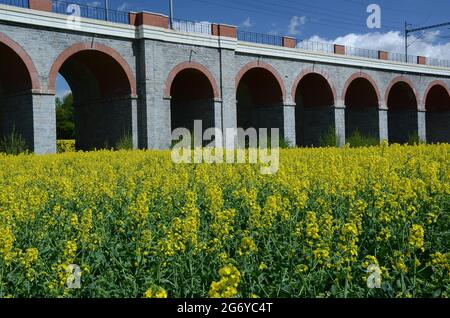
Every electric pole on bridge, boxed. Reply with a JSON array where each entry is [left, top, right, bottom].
[[405, 21, 450, 62], [104, 0, 109, 21], [169, 0, 174, 29]]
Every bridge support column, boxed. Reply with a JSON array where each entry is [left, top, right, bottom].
[[0, 90, 55, 154], [213, 99, 223, 131], [32, 91, 57, 154], [418, 110, 427, 143], [212, 98, 223, 147], [379, 105, 389, 143], [219, 49, 237, 149], [130, 97, 139, 149], [148, 97, 172, 149], [282, 104, 296, 147], [335, 105, 346, 147]]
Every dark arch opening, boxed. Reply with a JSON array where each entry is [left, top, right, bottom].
[[56, 50, 134, 150], [294, 73, 335, 146], [170, 68, 216, 140], [387, 81, 418, 144], [236, 68, 284, 139], [0, 42, 34, 151], [345, 78, 380, 141], [426, 85, 450, 143]]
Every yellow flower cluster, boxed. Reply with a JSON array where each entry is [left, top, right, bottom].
[[238, 237, 258, 256], [208, 265, 241, 298], [143, 286, 168, 298], [408, 224, 425, 252], [0, 144, 449, 298]]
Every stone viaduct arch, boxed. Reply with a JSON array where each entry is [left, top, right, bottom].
[[0, 32, 41, 151], [236, 62, 286, 140], [385, 76, 419, 144], [1, 5, 450, 152], [48, 43, 138, 150], [165, 62, 220, 139], [424, 81, 450, 143], [343, 72, 381, 141], [292, 69, 336, 147]]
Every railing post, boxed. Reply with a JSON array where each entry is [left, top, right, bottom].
[[282, 36, 297, 48], [128, 12, 138, 26], [334, 44, 345, 55], [378, 51, 388, 60], [28, 0, 52, 12], [131, 11, 169, 28], [417, 56, 427, 65], [211, 24, 237, 38]]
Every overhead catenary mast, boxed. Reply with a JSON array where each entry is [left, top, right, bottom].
[[169, 0, 174, 29], [104, 0, 109, 21], [405, 21, 450, 62]]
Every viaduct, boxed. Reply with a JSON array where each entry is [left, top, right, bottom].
[[1, 0, 450, 153]]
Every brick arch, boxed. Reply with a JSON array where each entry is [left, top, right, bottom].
[[48, 42, 137, 95], [291, 68, 336, 102], [164, 61, 220, 99], [0, 32, 40, 90], [236, 61, 287, 102], [423, 80, 450, 108], [342, 72, 381, 106], [385, 76, 419, 109]]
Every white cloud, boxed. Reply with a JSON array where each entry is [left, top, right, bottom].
[[87, 1, 101, 7], [306, 31, 450, 60], [288, 16, 306, 36], [117, 2, 130, 11], [268, 23, 280, 36], [56, 89, 71, 99], [242, 17, 253, 28]]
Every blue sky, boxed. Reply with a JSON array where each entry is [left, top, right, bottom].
[[56, 0, 450, 96], [94, 0, 450, 39]]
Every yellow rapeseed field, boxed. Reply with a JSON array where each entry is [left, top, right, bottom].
[[0, 144, 449, 298]]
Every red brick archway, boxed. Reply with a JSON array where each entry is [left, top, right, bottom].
[[48, 43, 137, 95], [385, 76, 419, 109], [423, 80, 450, 110], [236, 61, 287, 102], [342, 72, 381, 106], [0, 32, 40, 90], [164, 62, 220, 99], [291, 68, 336, 103]]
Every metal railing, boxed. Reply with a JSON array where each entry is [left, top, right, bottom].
[[427, 58, 450, 68], [388, 52, 417, 64], [52, 0, 129, 24], [0, 0, 28, 8], [2, 0, 450, 70], [346, 46, 379, 59], [238, 30, 283, 47], [171, 18, 211, 35], [297, 40, 334, 53]]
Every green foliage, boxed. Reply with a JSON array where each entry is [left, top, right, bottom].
[[319, 126, 337, 148], [0, 126, 28, 155], [56, 93, 75, 140], [278, 137, 293, 149], [115, 133, 134, 150], [57, 140, 76, 153], [0, 145, 449, 298], [346, 130, 379, 148], [407, 133, 423, 146]]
